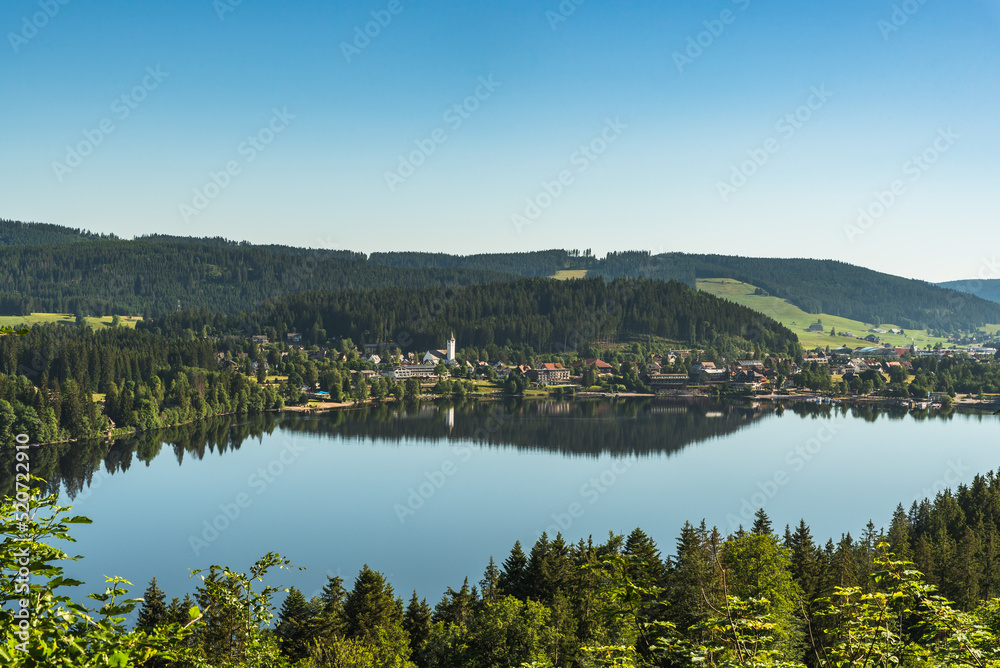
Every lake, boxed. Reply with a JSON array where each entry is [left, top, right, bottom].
[[10, 398, 1000, 610]]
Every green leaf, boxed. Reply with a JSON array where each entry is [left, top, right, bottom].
[[108, 651, 130, 666], [188, 605, 201, 620], [63, 516, 93, 524]]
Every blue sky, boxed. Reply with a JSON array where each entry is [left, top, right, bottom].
[[1, 0, 997, 281]]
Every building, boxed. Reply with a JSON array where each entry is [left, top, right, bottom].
[[423, 332, 458, 365], [286, 333, 302, 343], [692, 362, 728, 384], [730, 369, 765, 391], [251, 334, 269, 344], [529, 363, 570, 385], [571, 358, 616, 375], [648, 373, 689, 388], [384, 364, 440, 380]]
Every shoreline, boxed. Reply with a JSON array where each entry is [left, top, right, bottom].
[[15, 389, 998, 448]]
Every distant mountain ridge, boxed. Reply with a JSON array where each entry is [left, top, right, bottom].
[[937, 279, 1000, 307], [1, 218, 996, 332]]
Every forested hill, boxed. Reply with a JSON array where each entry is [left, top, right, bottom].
[[0, 240, 511, 318], [3, 218, 994, 331], [140, 277, 801, 355], [0, 218, 112, 245], [589, 252, 1000, 331], [368, 250, 596, 277], [938, 278, 1000, 306]]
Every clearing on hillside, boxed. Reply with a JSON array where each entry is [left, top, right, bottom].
[[0, 313, 141, 330], [695, 278, 988, 350]]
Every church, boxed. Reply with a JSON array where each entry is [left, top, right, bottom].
[[422, 332, 457, 366]]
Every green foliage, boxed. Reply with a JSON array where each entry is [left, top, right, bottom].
[[1, 483, 203, 667]]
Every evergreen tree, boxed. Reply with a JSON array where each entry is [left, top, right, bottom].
[[404, 591, 432, 663], [499, 540, 529, 600], [275, 586, 315, 661], [135, 577, 167, 632], [751, 507, 773, 536], [343, 564, 406, 643]]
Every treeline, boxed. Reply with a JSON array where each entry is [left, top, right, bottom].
[[368, 249, 596, 276], [141, 277, 802, 356], [0, 218, 112, 245], [0, 239, 510, 318], [0, 324, 282, 444], [791, 356, 1000, 397], [122, 486, 1000, 667], [3, 218, 997, 331]]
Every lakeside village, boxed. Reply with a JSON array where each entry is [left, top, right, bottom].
[[234, 329, 1000, 412]]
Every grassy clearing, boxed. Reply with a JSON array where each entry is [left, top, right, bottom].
[[552, 270, 588, 280], [696, 278, 996, 350], [0, 313, 141, 330]]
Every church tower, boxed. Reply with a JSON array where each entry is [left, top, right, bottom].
[[447, 331, 456, 362]]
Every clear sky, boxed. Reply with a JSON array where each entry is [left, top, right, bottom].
[[1, 0, 997, 282]]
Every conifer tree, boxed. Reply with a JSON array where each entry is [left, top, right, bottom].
[[135, 577, 167, 632], [275, 586, 315, 661], [499, 540, 529, 600]]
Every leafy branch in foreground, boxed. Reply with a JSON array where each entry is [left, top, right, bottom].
[[1, 479, 202, 666]]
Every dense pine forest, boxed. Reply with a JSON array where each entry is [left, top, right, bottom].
[[140, 277, 800, 356], [1, 219, 997, 333], [0, 238, 509, 318]]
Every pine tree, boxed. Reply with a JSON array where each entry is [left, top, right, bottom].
[[479, 556, 501, 605], [624, 527, 663, 591], [887, 504, 913, 562], [343, 564, 405, 644], [499, 540, 529, 600], [787, 519, 822, 605], [135, 577, 167, 632], [404, 591, 432, 662], [751, 508, 773, 536], [275, 586, 315, 661]]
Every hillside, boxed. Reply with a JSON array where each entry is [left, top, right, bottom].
[[0, 218, 110, 245], [2, 219, 996, 333], [141, 277, 802, 356], [938, 279, 1000, 306], [695, 278, 978, 349], [588, 252, 1000, 332], [0, 238, 512, 318]]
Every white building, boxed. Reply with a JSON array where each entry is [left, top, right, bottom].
[[423, 332, 458, 366]]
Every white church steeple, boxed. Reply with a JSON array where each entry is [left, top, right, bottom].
[[446, 331, 456, 362]]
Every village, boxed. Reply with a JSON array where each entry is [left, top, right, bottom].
[[234, 330, 1000, 410]]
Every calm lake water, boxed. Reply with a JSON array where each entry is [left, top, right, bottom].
[[12, 398, 1000, 609]]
